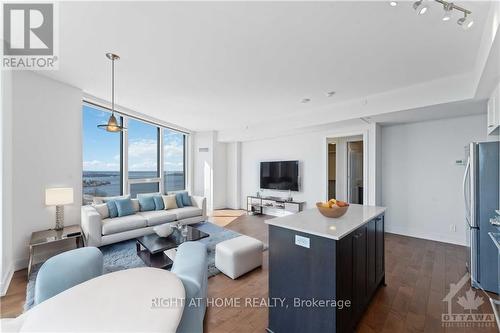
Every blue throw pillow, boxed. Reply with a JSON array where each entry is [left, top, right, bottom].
[[175, 193, 184, 208], [138, 196, 155, 211], [106, 201, 118, 218], [153, 195, 164, 210], [180, 191, 192, 206], [115, 198, 135, 217]]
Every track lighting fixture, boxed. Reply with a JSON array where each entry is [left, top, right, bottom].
[[413, 0, 429, 15], [402, 0, 473, 30], [442, 2, 453, 21], [389, 1, 398, 7], [457, 13, 474, 30]]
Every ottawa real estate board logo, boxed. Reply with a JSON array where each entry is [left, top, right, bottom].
[[2, 2, 58, 69], [441, 273, 496, 328]]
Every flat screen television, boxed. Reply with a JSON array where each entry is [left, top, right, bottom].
[[260, 160, 299, 191]]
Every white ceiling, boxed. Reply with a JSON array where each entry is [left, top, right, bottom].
[[40, 1, 492, 132]]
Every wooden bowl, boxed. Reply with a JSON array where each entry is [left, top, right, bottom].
[[316, 202, 349, 218]]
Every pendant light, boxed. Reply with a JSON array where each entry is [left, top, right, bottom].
[[98, 53, 126, 132]]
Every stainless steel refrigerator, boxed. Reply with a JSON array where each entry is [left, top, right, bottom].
[[463, 141, 499, 294]]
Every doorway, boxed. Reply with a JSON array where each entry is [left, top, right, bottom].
[[328, 144, 336, 199], [347, 141, 364, 204], [326, 135, 365, 204]]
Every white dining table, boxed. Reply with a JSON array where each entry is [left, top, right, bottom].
[[1, 267, 185, 332]]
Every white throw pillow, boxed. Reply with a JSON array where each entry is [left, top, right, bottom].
[[162, 195, 178, 210], [93, 195, 130, 205], [92, 203, 109, 219], [131, 198, 140, 212]]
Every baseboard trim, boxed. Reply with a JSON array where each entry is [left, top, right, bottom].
[[1, 265, 14, 296], [14, 257, 28, 272], [385, 227, 465, 246]]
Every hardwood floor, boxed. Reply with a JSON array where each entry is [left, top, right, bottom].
[[208, 209, 247, 227], [2, 212, 498, 333]]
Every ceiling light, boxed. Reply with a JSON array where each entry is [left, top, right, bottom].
[[301, 98, 311, 104], [397, 0, 473, 31], [98, 53, 127, 132], [442, 3, 453, 21], [327, 91, 336, 97], [413, 0, 428, 15], [457, 14, 474, 30]]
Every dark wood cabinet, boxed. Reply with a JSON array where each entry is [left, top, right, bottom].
[[336, 232, 354, 333], [352, 224, 367, 323], [375, 216, 385, 283], [367, 219, 377, 297], [268, 213, 385, 333], [336, 215, 385, 332]]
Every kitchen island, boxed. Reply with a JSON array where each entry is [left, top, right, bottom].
[[265, 204, 386, 333]]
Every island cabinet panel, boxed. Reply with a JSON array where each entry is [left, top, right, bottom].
[[336, 233, 354, 333], [268, 226, 337, 333], [267, 211, 385, 333], [375, 215, 385, 283], [352, 224, 368, 324], [367, 219, 377, 294]]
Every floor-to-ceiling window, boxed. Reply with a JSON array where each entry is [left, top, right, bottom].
[[82, 103, 123, 204], [82, 102, 188, 203], [163, 128, 186, 192], [128, 118, 160, 197]]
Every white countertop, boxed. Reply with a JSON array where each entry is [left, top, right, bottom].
[[265, 204, 386, 240]]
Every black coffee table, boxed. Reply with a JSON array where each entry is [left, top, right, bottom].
[[136, 226, 209, 269]]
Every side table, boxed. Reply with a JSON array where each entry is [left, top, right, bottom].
[[28, 225, 85, 277]]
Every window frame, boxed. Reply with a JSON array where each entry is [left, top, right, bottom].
[[125, 117, 161, 197], [162, 128, 188, 194], [82, 102, 124, 203], [82, 100, 189, 201]]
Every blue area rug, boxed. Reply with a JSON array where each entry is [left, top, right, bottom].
[[24, 222, 245, 311]]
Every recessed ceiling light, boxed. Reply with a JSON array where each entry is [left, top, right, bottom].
[[389, 1, 398, 7], [413, 0, 428, 15], [301, 98, 311, 104], [327, 91, 336, 97]]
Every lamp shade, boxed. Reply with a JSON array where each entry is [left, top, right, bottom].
[[45, 188, 74, 206]]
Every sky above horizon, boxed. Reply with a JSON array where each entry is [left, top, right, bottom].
[[83, 104, 184, 172]]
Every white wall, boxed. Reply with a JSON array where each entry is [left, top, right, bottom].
[[8, 71, 83, 270], [239, 124, 378, 210], [193, 131, 215, 211], [225, 142, 241, 209], [192, 131, 229, 211], [213, 142, 227, 209], [1, 71, 14, 295], [381, 113, 489, 245]]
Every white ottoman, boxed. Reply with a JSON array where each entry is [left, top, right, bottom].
[[215, 235, 263, 279]]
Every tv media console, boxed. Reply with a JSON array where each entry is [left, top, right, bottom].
[[247, 195, 305, 217]]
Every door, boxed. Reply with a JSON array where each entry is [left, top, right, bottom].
[[470, 227, 479, 287], [476, 142, 499, 292], [328, 144, 336, 199], [347, 141, 364, 204], [353, 225, 367, 323], [367, 219, 376, 293], [375, 216, 385, 283]]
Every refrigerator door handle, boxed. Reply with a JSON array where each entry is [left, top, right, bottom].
[[463, 157, 471, 224]]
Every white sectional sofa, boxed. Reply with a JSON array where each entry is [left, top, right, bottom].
[[81, 195, 207, 247]]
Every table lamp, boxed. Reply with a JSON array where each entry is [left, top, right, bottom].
[[45, 188, 74, 230]]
